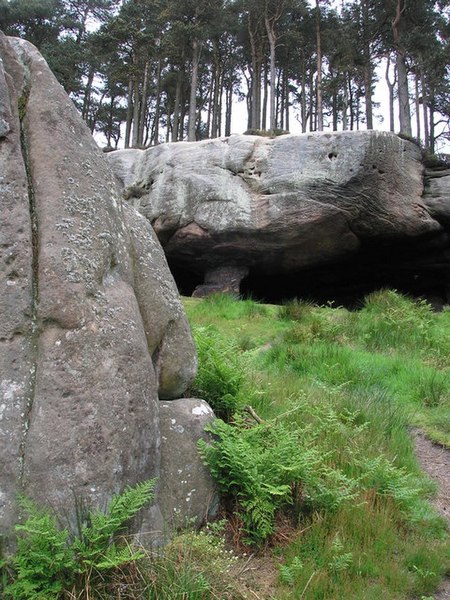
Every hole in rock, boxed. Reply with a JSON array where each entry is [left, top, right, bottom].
[[168, 262, 203, 296]]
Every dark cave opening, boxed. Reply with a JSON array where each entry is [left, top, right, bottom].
[[169, 262, 203, 297], [240, 266, 447, 309], [168, 240, 449, 310]]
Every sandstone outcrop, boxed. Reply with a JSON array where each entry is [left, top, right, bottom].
[[108, 133, 449, 304], [0, 33, 213, 546], [423, 170, 450, 227]]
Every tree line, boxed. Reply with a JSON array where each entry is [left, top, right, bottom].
[[1, 0, 448, 152]]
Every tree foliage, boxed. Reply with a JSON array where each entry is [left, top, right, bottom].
[[1, 0, 448, 151]]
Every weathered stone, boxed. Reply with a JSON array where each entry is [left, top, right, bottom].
[[0, 34, 33, 540], [108, 132, 448, 302], [159, 399, 218, 529], [192, 266, 249, 297], [423, 174, 450, 227], [0, 34, 199, 544]]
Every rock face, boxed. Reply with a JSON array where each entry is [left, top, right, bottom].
[[0, 33, 213, 546], [159, 399, 218, 529], [423, 171, 450, 227], [108, 133, 449, 304]]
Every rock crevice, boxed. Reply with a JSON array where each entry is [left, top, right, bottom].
[[17, 86, 39, 488]]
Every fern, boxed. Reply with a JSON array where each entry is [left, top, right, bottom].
[[279, 556, 304, 586], [199, 419, 357, 544], [188, 326, 244, 420], [3, 479, 155, 599]]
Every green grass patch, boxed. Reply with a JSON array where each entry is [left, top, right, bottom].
[[183, 291, 450, 599]]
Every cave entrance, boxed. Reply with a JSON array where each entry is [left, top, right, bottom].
[[240, 270, 447, 309], [168, 262, 203, 297], [168, 247, 448, 310], [240, 253, 448, 310]]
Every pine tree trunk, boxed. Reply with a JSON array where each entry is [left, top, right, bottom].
[[180, 104, 188, 140], [349, 77, 354, 130], [278, 70, 283, 130], [107, 96, 114, 147], [212, 68, 221, 138], [285, 69, 290, 132], [218, 73, 223, 137], [362, 0, 373, 129], [414, 69, 421, 143], [392, 0, 411, 136], [385, 55, 396, 132], [248, 19, 262, 130], [138, 61, 149, 147], [363, 63, 373, 129], [172, 69, 182, 142], [420, 65, 429, 148], [310, 70, 316, 132], [396, 51, 411, 136], [245, 70, 253, 129], [429, 94, 435, 153], [131, 74, 140, 147], [206, 73, 214, 138], [262, 63, 268, 131], [342, 73, 349, 130], [356, 94, 360, 130], [225, 83, 232, 137], [265, 16, 277, 133], [332, 93, 338, 131], [82, 67, 95, 122], [125, 78, 133, 148], [152, 57, 162, 146], [188, 38, 199, 141], [301, 61, 307, 132], [254, 62, 262, 129], [315, 0, 323, 131]]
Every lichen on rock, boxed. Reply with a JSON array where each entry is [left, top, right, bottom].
[[0, 32, 211, 548]]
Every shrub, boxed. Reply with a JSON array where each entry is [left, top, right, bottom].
[[278, 298, 315, 321], [357, 290, 434, 352]]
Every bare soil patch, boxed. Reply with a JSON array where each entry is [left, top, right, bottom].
[[412, 429, 450, 599]]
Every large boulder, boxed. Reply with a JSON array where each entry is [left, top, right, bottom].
[[0, 33, 211, 546], [108, 133, 449, 303]]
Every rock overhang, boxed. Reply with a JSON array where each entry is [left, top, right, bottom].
[[107, 131, 449, 305]]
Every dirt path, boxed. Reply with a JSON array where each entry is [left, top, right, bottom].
[[412, 429, 450, 599]]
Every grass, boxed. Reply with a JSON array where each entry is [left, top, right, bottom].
[[182, 290, 450, 599], [185, 291, 449, 446]]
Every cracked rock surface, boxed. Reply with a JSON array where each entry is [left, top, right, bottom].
[[0, 33, 203, 544]]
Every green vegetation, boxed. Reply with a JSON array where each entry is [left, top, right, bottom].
[[185, 290, 450, 599], [4, 0, 449, 154], [17, 89, 29, 122], [2, 290, 448, 599], [1, 480, 156, 599], [144, 522, 245, 599], [1, 505, 247, 600]]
